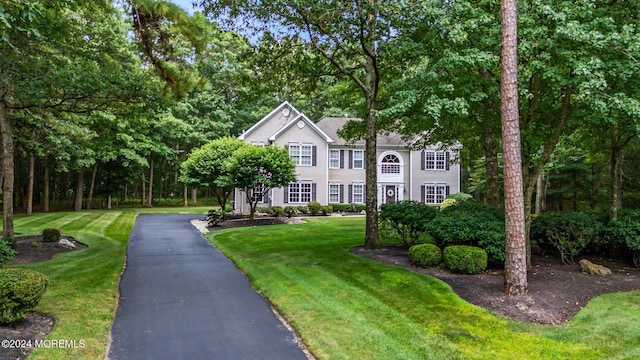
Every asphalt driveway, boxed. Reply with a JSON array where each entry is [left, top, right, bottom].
[[108, 214, 307, 360]]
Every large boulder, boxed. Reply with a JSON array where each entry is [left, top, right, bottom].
[[579, 259, 612, 276], [58, 238, 76, 249]]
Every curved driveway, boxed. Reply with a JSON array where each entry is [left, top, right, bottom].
[[108, 214, 306, 360]]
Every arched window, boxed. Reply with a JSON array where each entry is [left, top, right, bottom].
[[381, 154, 401, 174]]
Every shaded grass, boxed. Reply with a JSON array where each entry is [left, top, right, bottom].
[[3, 207, 208, 359], [207, 217, 639, 359]]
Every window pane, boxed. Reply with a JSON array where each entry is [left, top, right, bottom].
[[353, 184, 364, 203], [329, 184, 340, 203], [353, 150, 364, 169], [289, 145, 300, 165], [329, 150, 340, 168]]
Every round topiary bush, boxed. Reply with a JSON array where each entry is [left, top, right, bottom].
[[443, 245, 488, 274], [409, 243, 442, 268], [42, 228, 61, 243], [0, 268, 49, 324]]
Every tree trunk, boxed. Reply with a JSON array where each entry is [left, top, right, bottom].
[[43, 156, 50, 213], [141, 171, 146, 205], [87, 162, 97, 210], [184, 185, 188, 207], [74, 168, 85, 211], [147, 157, 154, 207], [500, 0, 528, 296], [26, 153, 35, 215], [535, 171, 544, 214], [191, 188, 197, 203], [483, 128, 502, 209], [107, 193, 112, 209], [610, 122, 621, 221], [0, 100, 15, 240]]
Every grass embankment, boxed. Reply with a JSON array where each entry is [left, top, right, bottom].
[[207, 217, 640, 360], [5, 207, 208, 359]]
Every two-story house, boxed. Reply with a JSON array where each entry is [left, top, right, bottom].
[[233, 101, 460, 210]]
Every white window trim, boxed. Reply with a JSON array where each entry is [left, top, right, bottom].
[[424, 150, 447, 171], [424, 184, 447, 205], [289, 142, 313, 167], [352, 183, 365, 204], [289, 181, 313, 203], [329, 149, 340, 169], [328, 182, 341, 203], [353, 150, 364, 169]]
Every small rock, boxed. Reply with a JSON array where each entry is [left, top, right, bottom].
[[58, 238, 76, 249], [579, 259, 612, 276]]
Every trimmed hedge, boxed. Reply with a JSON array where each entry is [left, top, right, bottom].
[[0, 269, 49, 324], [42, 228, 61, 243], [284, 206, 298, 218], [443, 245, 487, 274], [271, 206, 285, 217], [307, 201, 323, 215], [409, 244, 442, 268]]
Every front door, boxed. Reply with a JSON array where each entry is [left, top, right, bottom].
[[384, 185, 397, 204]]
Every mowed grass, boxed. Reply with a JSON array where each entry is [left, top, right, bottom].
[[207, 217, 640, 360], [4, 207, 208, 359]]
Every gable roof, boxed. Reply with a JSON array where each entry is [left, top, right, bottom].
[[269, 113, 335, 143], [238, 101, 301, 140]]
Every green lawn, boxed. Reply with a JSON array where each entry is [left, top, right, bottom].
[[207, 217, 640, 360], [4, 207, 208, 359]]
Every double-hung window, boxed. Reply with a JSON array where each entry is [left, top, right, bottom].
[[329, 149, 340, 169], [352, 183, 364, 203], [424, 184, 447, 204], [289, 143, 313, 166], [352, 150, 364, 169], [424, 150, 447, 170], [288, 182, 313, 203], [329, 183, 341, 203]]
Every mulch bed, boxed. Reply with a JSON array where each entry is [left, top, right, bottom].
[[1, 235, 86, 360], [350, 245, 640, 325]]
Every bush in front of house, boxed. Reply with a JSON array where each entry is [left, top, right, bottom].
[[0, 268, 49, 324], [42, 228, 61, 243], [307, 201, 323, 215], [284, 206, 298, 218], [409, 243, 442, 268], [271, 206, 285, 217], [428, 201, 505, 263], [0, 239, 16, 266], [380, 200, 438, 247], [297, 206, 309, 214], [443, 245, 487, 274], [321, 205, 333, 215]]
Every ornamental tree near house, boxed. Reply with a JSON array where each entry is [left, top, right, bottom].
[[221, 145, 296, 220]]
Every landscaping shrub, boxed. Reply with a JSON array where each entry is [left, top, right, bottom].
[[284, 206, 298, 218], [42, 228, 61, 243], [0, 239, 16, 266], [271, 206, 284, 217], [443, 245, 487, 274], [31, 241, 42, 248], [307, 201, 323, 215], [428, 201, 505, 262], [601, 209, 640, 267], [446, 192, 474, 203], [321, 205, 333, 216], [0, 269, 49, 324], [297, 206, 309, 214], [206, 209, 224, 227], [409, 243, 442, 268], [380, 201, 438, 246], [531, 211, 602, 264]]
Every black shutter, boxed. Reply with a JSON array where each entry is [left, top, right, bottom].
[[348, 150, 353, 169], [421, 151, 425, 170], [421, 185, 426, 204], [362, 185, 366, 202], [312, 183, 317, 202], [445, 151, 450, 170], [348, 184, 353, 203], [312, 146, 317, 166], [340, 150, 345, 169], [262, 188, 268, 203], [446, 186, 450, 197], [339, 184, 344, 203], [284, 186, 289, 203], [363, 151, 366, 169]]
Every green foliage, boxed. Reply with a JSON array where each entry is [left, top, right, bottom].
[[531, 212, 602, 264], [271, 206, 284, 217], [409, 243, 442, 268], [31, 241, 42, 248], [284, 206, 297, 218], [428, 201, 505, 262], [379, 201, 438, 246], [330, 204, 366, 213], [321, 205, 333, 216], [0, 269, 49, 324], [0, 239, 16, 266], [446, 192, 473, 203], [307, 201, 322, 215], [42, 228, 61, 242], [443, 246, 487, 275], [297, 206, 309, 214]]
